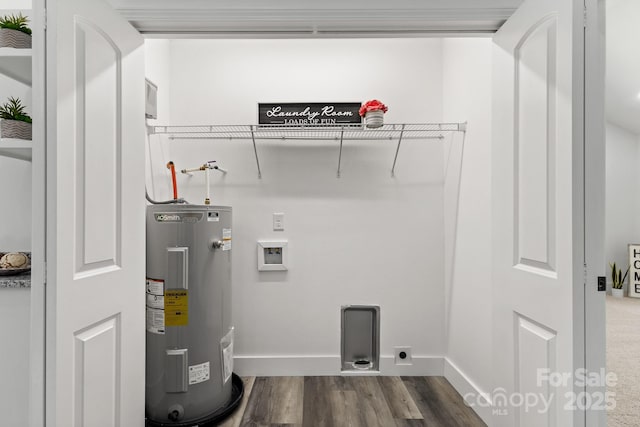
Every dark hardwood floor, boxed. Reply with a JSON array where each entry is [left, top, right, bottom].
[[219, 376, 487, 427]]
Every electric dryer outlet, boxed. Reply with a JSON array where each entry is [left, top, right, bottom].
[[394, 346, 412, 365]]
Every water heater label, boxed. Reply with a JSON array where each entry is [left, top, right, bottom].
[[165, 289, 189, 326], [188, 361, 210, 385], [221, 328, 234, 384], [146, 308, 165, 335], [146, 294, 164, 309], [223, 228, 232, 251], [146, 278, 164, 296], [146, 278, 165, 334]]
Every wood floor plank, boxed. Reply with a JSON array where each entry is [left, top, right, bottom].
[[424, 377, 486, 427], [301, 376, 359, 426], [328, 390, 362, 427], [347, 376, 396, 427], [377, 376, 423, 420], [240, 377, 270, 426], [219, 376, 256, 427], [401, 376, 456, 426], [302, 377, 337, 427], [394, 420, 428, 427], [242, 377, 303, 425], [403, 377, 486, 427], [310, 375, 354, 392], [268, 377, 304, 424], [238, 423, 270, 427]]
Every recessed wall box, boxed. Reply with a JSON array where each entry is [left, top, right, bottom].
[[341, 305, 380, 372], [145, 78, 158, 119], [257, 241, 288, 271]]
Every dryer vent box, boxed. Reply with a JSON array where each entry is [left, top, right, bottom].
[[145, 78, 158, 119], [341, 305, 380, 372]]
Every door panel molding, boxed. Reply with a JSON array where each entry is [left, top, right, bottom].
[[513, 14, 558, 277], [73, 17, 123, 278], [514, 313, 557, 427], [73, 315, 121, 427]]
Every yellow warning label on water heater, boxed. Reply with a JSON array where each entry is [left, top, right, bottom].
[[164, 289, 189, 326]]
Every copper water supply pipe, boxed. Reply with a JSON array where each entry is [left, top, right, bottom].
[[166, 161, 178, 200]]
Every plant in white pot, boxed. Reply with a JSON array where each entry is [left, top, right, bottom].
[[0, 97, 32, 140], [0, 13, 32, 49], [610, 262, 629, 298]]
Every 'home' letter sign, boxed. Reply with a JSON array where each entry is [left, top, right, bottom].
[[628, 244, 640, 298]]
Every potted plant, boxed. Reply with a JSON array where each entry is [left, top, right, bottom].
[[609, 262, 629, 298], [0, 13, 32, 49], [0, 97, 32, 140], [359, 99, 388, 129]]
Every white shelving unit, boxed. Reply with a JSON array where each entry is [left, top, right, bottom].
[[150, 122, 467, 178], [0, 138, 31, 161], [0, 12, 34, 283], [0, 48, 32, 86], [0, 44, 33, 162]]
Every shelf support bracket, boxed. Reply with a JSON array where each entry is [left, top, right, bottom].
[[391, 124, 406, 177], [250, 125, 262, 179], [337, 129, 345, 178]]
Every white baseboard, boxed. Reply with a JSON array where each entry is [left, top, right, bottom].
[[444, 358, 493, 425], [379, 355, 444, 376], [234, 355, 445, 377], [234, 355, 341, 376]]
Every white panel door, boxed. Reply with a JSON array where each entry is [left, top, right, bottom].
[[492, 0, 588, 426], [45, 0, 145, 426]]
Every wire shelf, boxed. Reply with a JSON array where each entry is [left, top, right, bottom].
[[150, 123, 465, 141], [148, 123, 467, 178]]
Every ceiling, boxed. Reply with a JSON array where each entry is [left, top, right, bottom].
[[107, 0, 525, 35], [606, 0, 640, 134]]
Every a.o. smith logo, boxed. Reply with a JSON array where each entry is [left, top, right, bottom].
[[155, 214, 181, 222], [154, 213, 204, 223]]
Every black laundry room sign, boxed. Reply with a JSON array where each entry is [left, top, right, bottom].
[[258, 102, 362, 126]]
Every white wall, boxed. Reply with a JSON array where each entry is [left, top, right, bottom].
[[605, 122, 640, 291], [144, 39, 173, 200], [441, 38, 493, 422], [0, 289, 30, 424], [148, 38, 450, 374]]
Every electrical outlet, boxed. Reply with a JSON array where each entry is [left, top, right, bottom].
[[394, 346, 412, 365]]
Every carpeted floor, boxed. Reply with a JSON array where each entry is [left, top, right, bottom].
[[607, 295, 640, 426]]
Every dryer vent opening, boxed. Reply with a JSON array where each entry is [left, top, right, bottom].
[[341, 305, 380, 372]]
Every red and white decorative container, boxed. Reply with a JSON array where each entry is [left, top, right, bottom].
[[364, 110, 384, 128], [359, 100, 388, 129]]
